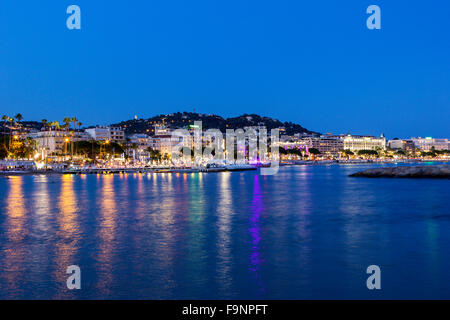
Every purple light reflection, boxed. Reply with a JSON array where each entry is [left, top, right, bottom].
[[249, 174, 265, 294]]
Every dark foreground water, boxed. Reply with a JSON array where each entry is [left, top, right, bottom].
[[0, 164, 449, 299]]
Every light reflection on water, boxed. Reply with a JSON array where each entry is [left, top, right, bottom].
[[54, 175, 80, 298], [0, 164, 449, 299], [216, 172, 233, 297], [3, 176, 27, 296], [95, 174, 117, 296], [249, 175, 265, 294]]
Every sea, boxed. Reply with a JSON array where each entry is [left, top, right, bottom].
[[0, 163, 449, 299]]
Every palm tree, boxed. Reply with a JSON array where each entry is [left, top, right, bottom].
[[8, 117, 14, 151], [63, 118, 71, 132], [51, 121, 61, 131], [41, 119, 48, 129], [14, 114, 23, 149], [1, 115, 9, 152], [2, 115, 8, 135], [70, 118, 78, 160], [15, 113, 23, 124], [71, 117, 78, 131], [76, 122, 83, 155]]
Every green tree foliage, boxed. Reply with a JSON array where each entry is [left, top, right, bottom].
[[147, 147, 162, 162], [0, 143, 8, 159], [357, 149, 378, 156], [343, 149, 354, 155], [73, 141, 124, 159]]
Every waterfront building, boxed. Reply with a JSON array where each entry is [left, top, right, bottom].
[[85, 126, 125, 142], [85, 127, 110, 141], [411, 137, 450, 151], [278, 135, 343, 156], [129, 133, 151, 147], [0, 159, 36, 171], [149, 134, 189, 157], [309, 136, 343, 155], [29, 130, 90, 155], [127, 133, 151, 161], [388, 139, 415, 151], [341, 134, 386, 152]]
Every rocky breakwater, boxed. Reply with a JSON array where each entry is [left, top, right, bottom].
[[350, 165, 450, 179]]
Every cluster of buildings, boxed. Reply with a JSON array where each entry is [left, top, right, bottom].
[[279, 133, 449, 157], [279, 133, 387, 156], [26, 124, 190, 162], [9, 120, 450, 163]]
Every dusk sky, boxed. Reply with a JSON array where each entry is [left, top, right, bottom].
[[0, 0, 449, 138]]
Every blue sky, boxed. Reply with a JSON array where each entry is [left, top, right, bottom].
[[0, 0, 449, 138]]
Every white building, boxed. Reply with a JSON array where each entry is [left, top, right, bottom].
[[150, 133, 192, 157], [154, 124, 170, 136], [411, 137, 450, 151], [279, 136, 343, 156], [127, 133, 151, 161], [342, 134, 386, 152], [30, 130, 91, 155], [388, 139, 415, 151], [85, 127, 125, 142], [85, 127, 110, 141], [110, 127, 125, 142]]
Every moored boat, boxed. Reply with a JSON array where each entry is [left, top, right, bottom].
[[225, 164, 257, 171]]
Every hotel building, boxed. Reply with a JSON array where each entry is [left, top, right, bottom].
[[411, 137, 450, 151], [279, 135, 343, 156], [85, 126, 125, 142], [387, 139, 416, 151], [30, 130, 91, 155], [341, 134, 386, 152]]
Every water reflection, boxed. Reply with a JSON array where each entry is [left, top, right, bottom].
[[186, 173, 207, 293], [96, 174, 117, 296], [216, 172, 233, 297], [2, 176, 27, 296], [54, 175, 80, 298], [0, 165, 448, 299], [5, 176, 26, 241], [249, 175, 265, 294], [152, 173, 177, 296], [30, 175, 51, 288]]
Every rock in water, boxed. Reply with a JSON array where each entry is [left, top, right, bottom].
[[349, 165, 450, 179]]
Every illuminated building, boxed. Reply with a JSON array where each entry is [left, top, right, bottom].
[[341, 134, 386, 151], [411, 137, 450, 151]]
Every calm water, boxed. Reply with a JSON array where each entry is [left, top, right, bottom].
[[0, 164, 449, 299]]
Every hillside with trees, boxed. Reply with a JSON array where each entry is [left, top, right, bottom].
[[111, 112, 318, 136]]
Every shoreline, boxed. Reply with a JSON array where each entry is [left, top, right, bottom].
[[1, 160, 448, 177]]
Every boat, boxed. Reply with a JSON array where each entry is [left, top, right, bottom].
[[204, 163, 226, 172], [225, 164, 257, 171], [173, 168, 199, 173]]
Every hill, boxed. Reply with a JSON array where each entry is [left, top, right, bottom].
[[111, 112, 317, 136]]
